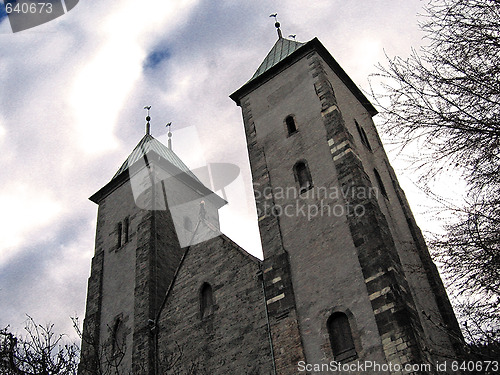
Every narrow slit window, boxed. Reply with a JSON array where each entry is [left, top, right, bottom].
[[200, 283, 214, 319], [355, 120, 372, 151], [285, 115, 297, 135], [116, 222, 122, 248], [373, 168, 388, 198], [123, 217, 129, 243], [327, 312, 357, 361], [294, 161, 313, 193]]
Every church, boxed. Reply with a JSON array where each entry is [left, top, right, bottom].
[[78, 23, 463, 374]]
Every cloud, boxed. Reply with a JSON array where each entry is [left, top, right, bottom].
[[144, 47, 172, 70], [0, 117, 5, 142], [0, 0, 201, 334], [70, 39, 143, 154], [0, 185, 63, 266], [0, 216, 94, 339], [0, 5, 7, 24], [70, 0, 200, 155]]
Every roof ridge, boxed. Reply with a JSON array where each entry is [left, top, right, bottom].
[[112, 134, 201, 183], [250, 37, 306, 81]]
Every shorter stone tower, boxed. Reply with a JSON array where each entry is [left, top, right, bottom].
[[79, 132, 226, 374]]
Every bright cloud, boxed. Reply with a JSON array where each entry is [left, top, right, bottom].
[[0, 185, 62, 266], [70, 0, 199, 155], [70, 40, 144, 154], [0, 119, 5, 142]]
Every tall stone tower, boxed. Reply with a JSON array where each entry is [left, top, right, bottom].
[[230, 29, 462, 372]]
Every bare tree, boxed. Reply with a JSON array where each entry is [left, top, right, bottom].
[[73, 316, 132, 375], [430, 192, 500, 353], [371, 0, 500, 187], [0, 316, 79, 375], [1, 316, 129, 375], [370, 0, 500, 348], [75, 316, 207, 375]]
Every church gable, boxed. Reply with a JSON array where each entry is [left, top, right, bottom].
[[156, 235, 274, 374]]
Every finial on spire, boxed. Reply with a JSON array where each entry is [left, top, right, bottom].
[[269, 13, 282, 39], [144, 106, 152, 135], [166, 122, 172, 150]]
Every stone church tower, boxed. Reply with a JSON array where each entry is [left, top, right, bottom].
[[79, 27, 462, 374]]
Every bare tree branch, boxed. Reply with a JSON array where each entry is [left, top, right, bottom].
[[370, 0, 500, 350]]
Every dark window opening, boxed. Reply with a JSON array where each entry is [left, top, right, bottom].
[[294, 161, 313, 193], [285, 115, 297, 135], [112, 318, 125, 356], [373, 168, 388, 198], [116, 222, 122, 248], [123, 217, 129, 243], [200, 283, 214, 319], [355, 120, 372, 151], [327, 312, 357, 361]]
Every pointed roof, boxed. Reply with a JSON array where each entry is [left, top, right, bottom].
[[230, 37, 377, 116], [250, 37, 305, 82], [112, 134, 200, 183], [89, 134, 214, 204]]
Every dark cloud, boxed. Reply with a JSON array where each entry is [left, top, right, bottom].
[[143, 47, 172, 70], [0, 4, 7, 23], [0, 214, 91, 334]]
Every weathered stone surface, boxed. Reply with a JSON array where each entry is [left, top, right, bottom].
[[157, 235, 274, 374]]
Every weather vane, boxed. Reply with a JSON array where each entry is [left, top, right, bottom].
[[269, 13, 282, 39], [166, 122, 172, 150], [144, 106, 152, 135]]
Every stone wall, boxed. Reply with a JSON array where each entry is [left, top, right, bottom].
[[156, 235, 274, 374]]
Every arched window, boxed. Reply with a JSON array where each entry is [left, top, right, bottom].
[[200, 283, 214, 319], [373, 168, 388, 198], [327, 312, 357, 361], [111, 318, 126, 356], [355, 120, 372, 151], [293, 161, 313, 193], [285, 115, 297, 135]]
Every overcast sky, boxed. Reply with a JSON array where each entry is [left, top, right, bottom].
[[1, 0, 462, 341]]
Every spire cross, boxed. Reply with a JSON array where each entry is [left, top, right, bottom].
[[269, 13, 282, 39], [166, 122, 172, 150], [144, 106, 152, 135]]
